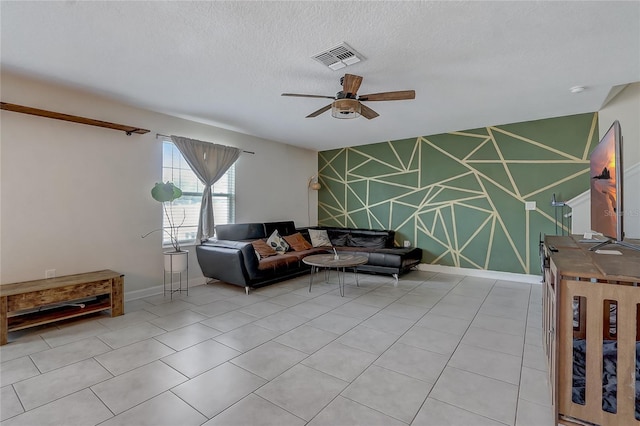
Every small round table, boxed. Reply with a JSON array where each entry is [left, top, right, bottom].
[[303, 253, 368, 297]]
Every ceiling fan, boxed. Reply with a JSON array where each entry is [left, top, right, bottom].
[[282, 74, 415, 119]]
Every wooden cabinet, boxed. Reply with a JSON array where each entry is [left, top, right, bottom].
[[542, 235, 640, 426], [0, 270, 124, 345], [542, 249, 558, 421]]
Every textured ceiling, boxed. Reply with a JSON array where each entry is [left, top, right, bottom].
[[1, 1, 639, 151]]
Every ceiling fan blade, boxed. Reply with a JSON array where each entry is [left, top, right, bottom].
[[358, 90, 415, 101], [282, 93, 335, 99], [306, 104, 332, 118], [359, 103, 379, 120], [342, 74, 363, 95]]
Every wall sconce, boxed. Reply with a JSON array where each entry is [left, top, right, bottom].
[[307, 174, 321, 226], [308, 174, 321, 190]]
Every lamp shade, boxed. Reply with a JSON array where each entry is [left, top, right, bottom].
[[331, 99, 361, 119], [308, 174, 321, 190]]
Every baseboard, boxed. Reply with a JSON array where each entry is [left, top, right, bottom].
[[416, 263, 542, 284], [124, 278, 206, 301], [125, 266, 541, 301]]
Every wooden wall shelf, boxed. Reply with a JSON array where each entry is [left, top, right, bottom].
[[1, 102, 149, 135]]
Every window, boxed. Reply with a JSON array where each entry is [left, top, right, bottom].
[[161, 140, 235, 245]]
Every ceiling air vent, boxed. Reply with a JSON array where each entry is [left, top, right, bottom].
[[312, 43, 364, 71]]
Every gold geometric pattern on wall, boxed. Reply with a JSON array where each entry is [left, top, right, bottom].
[[318, 113, 598, 274]]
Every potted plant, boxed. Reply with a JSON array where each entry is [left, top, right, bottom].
[[142, 182, 188, 272]]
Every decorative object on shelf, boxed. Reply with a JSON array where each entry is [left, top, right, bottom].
[[551, 193, 568, 235], [0, 102, 149, 135]]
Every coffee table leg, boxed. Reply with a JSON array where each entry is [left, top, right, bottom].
[[340, 267, 345, 297], [309, 265, 315, 293]]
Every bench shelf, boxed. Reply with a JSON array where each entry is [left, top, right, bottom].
[[0, 270, 124, 345]]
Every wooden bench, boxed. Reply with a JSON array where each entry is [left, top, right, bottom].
[[0, 270, 124, 345]]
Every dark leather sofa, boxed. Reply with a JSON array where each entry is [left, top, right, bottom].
[[196, 221, 422, 293]]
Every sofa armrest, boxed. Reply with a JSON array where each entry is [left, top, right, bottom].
[[196, 240, 260, 286]]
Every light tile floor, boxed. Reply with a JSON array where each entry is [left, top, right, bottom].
[[0, 271, 554, 425]]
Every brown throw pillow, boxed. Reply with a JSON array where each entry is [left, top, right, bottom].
[[251, 239, 277, 259], [283, 232, 313, 251]]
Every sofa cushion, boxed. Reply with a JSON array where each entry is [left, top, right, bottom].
[[266, 230, 290, 254], [308, 229, 332, 247], [286, 247, 330, 261], [251, 239, 277, 259], [264, 221, 297, 237], [216, 223, 267, 241], [283, 232, 313, 251], [257, 253, 300, 271], [335, 246, 377, 253], [327, 230, 349, 246], [347, 234, 388, 248]]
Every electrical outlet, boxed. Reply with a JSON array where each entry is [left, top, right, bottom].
[[525, 201, 536, 211], [45, 269, 56, 279]]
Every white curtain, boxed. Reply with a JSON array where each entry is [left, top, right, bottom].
[[171, 136, 241, 242]]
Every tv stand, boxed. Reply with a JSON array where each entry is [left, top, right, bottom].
[[588, 239, 640, 252]]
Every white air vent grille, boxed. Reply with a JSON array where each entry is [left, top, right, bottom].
[[312, 43, 364, 70], [331, 46, 354, 61], [314, 52, 339, 67]]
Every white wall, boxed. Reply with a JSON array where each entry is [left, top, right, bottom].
[[600, 82, 640, 168], [567, 82, 640, 238], [0, 72, 318, 293]]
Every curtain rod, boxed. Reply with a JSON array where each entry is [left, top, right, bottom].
[[155, 133, 255, 155]]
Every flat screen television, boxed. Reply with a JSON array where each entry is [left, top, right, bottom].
[[589, 120, 639, 251]]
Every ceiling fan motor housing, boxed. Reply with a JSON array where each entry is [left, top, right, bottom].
[[332, 98, 361, 119], [336, 91, 357, 100]]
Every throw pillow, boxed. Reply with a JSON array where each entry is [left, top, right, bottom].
[[308, 229, 332, 247], [266, 229, 290, 254], [347, 234, 388, 248], [251, 239, 277, 259], [328, 232, 349, 246], [283, 232, 313, 251]]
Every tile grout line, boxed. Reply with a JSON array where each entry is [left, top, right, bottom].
[[405, 275, 497, 425], [1, 272, 545, 425], [512, 282, 533, 426], [300, 273, 469, 425]]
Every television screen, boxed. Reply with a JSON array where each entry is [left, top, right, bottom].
[[590, 121, 622, 240]]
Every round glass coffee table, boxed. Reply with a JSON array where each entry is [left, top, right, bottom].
[[303, 253, 368, 297]]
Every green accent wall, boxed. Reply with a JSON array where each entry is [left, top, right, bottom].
[[318, 113, 599, 274]]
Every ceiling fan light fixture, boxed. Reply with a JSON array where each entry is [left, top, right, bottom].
[[331, 98, 360, 119]]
